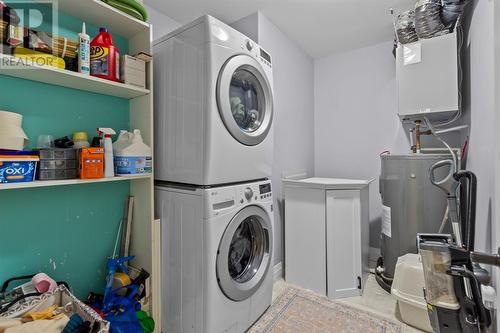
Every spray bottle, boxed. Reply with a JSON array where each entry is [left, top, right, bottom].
[[78, 22, 90, 75], [98, 128, 116, 177]]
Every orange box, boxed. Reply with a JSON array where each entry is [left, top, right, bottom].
[[78, 147, 104, 179]]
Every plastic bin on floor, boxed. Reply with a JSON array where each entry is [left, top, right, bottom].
[[391, 253, 433, 332]]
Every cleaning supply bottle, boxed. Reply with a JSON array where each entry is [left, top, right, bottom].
[[114, 129, 152, 176], [112, 130, 130, 152], [98, 128, 116, 177], [72, 131, 90, 149], [90, 27, 120, 82], [78, 22, 90, 75]]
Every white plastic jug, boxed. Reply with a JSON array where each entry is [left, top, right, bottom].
[[113, 130, 131, 151], [113, 129, 152, 176]]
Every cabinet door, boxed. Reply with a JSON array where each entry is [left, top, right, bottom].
[[284, 187, 326, 295], [326, 190, 361, 299]]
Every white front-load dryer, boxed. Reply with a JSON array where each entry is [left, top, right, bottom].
[[154, 15, 274, 186], [155, 179, 274, 333]]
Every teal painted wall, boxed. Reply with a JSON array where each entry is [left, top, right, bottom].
[[0, 3, 131, 297], [0, 183, 129, 297]]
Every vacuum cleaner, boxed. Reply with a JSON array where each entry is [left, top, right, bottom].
[[418, 164, 496, 332]]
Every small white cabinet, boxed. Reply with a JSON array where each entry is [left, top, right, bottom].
[[283, 177, 372, 299]]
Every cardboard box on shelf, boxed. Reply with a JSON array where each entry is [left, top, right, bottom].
[[121, 54, 146, 89]]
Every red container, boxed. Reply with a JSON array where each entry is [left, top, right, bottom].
[[90, 27, 120, 82]]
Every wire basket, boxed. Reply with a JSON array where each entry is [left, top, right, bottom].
[[1, 285, 110, 333]]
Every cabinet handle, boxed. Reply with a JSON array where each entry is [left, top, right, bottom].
[[357, 276, 362, 290]]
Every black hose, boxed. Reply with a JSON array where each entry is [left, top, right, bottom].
[[454, 171, 477, 251]]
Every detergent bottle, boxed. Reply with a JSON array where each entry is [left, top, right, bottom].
[[114, 129, 152, 176], [113, 130, 131, 151], [90, 27, 120, 82]]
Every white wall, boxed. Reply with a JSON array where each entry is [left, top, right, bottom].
[[462, 0, 495, 253], [258, 13, 315, 269], [230, 13, 258, 43], [495, 0, 500, 322], [232, 13, 315, 269], [144, 4, 181, 41], [314, 41, 407, 247], [462, 1, 497, 325]]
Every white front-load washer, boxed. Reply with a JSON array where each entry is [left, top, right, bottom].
[[155, 179, 274, 333], [154, 15, 274, 186]]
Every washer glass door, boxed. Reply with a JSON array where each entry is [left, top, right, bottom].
[[217, 205, 273, 301], [217, 55, 273, 146]]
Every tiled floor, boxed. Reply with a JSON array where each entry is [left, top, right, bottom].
[[271, 274, 426, 333]]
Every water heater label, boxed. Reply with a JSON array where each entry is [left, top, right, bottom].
[[382, 205, 392, 238]]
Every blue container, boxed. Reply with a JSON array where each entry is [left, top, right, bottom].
[[0, 156, 39, 183]]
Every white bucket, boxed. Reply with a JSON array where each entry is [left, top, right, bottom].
[[0, 111, 23, 127], [0, 136, 26, 150], [0, 124, 29, 150]]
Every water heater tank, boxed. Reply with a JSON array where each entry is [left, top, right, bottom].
[[378, 154, 449, 287]]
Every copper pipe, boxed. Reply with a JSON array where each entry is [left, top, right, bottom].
[[414, 120, 432, 153]]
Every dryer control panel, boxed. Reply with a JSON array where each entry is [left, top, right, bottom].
[[259, 48, 272, 69], [205, 180, 273, 217]]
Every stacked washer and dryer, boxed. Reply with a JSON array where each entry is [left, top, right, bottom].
[[154, 15, 275, 333]]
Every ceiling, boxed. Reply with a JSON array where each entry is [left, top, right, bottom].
[[144, 0, 416, 58]]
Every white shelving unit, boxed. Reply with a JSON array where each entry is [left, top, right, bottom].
[[0, 1, 160, 330], [0, 54, 150, 99], [0, 174, 151, 190]]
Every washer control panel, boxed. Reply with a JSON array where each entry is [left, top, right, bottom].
[[206, 180, 273, 217], [258, 182, 272, 200]]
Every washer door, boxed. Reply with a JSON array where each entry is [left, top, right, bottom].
[[217, 55, 273, 146], [216, 205, 273, 301]]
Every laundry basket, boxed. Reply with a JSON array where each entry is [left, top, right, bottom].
[[1, 285, 109, 333]]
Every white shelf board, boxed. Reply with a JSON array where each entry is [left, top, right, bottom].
[[0, 54, 150, 99], [0, 174, 151, 190], [44, 0, 150, 39]]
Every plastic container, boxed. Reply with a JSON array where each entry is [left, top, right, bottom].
[[90, 27, 120, 82], [38, 169, 77, 180], [39, 159, 77, 170], [391, 254, 433, 332], [112, 130, 130, 151], [97, 128, 116, 178], [37, 134, 55, 149], [114, 129, 152, 175], [420, 246, 460, 309], [0, 155, 39, 183], [72, 132, 90, 150], [37, 148, 76, 160]]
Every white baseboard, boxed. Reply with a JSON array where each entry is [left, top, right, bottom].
[[273, 262, 283, 282]]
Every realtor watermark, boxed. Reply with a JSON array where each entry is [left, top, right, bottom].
[[0, 0, 58, 69], [1, 54, 58, 68]]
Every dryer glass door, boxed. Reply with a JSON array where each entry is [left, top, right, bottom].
[[217, 205, 273, 301], [217, 55, 273, 146]]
